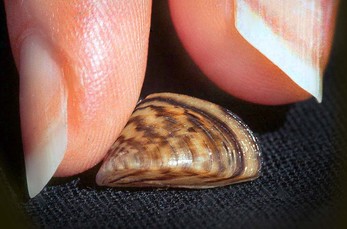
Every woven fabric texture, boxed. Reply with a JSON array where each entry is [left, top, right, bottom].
[[1, 2, 346, 228]]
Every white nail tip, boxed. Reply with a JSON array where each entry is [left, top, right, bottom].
[[20, 35, 67, 198], [25, 122, 67, 198], [235, 0, 324, 102]]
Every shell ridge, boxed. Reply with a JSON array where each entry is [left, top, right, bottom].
[[149, 95, 245, 179], [137, 95, 245, 179], [183, 111, 216, 174], [162, 97, 244, 177]]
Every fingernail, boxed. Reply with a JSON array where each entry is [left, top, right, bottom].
[[234, 0, 327, 102], [20, 34, 67, 198]]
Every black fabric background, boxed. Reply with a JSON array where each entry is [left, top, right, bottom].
[[1, 1, 346, 228]]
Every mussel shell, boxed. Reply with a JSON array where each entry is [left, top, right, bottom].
[[96, 93, 261, 188]]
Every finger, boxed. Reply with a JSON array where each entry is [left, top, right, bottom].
[[5, 0, 152, 197], [169, 0, 338, 105]]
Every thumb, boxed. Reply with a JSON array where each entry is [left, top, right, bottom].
[[5, 0, 152, 197], [169, 0, 338, 105]]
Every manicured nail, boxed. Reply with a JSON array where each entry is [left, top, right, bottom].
[[234, 0, 329, 102], [20, 35, 67, 198]]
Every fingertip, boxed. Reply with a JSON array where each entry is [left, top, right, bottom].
[[169, 0, 337, 105], [5, 0, 152, 195]]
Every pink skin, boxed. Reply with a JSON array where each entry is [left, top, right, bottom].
[[5, 0, 152, 177], [169, 0, 338, 104], [4, 0, 338, 177]]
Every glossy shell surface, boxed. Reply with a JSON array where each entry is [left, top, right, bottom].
[[96, 93, 261, 188]]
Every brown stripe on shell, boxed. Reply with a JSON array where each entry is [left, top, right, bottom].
[[96, 93, 261, 188], [136, 95, 246, 178]]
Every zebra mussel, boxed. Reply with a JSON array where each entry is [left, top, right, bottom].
[[96, 93, 261, 188]]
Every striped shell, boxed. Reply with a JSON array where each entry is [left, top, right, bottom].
[[96, 93, 261, 188]]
